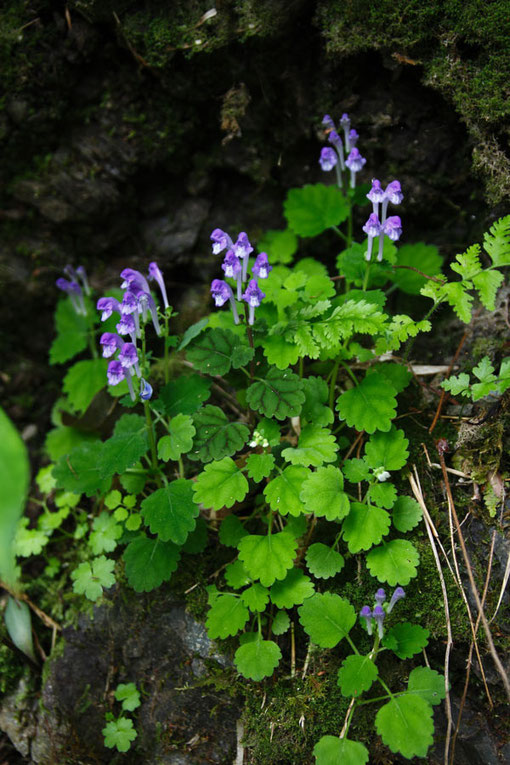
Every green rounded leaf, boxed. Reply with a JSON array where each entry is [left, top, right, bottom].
[[235, 637, 281, 680], [407, 666, 446, 706], [102, 716, 137, 752], [206, 593, 250, 639], [224, 559, 251, 589], [366, 539, 420, 586], [336, 372, 397, 434], [364, 426, 409, 471], [123, 536, 180, 592], [392, 496, 422, 532], [71, 555, 115, 601], [282, 425, 338, 468], [313, 735, 369, 765], [247, 368, 305, 421], [63, 359, 108, 413], [305, 543, 345, 579], [272, 610, 290, 635], [337, 654, 379, 697], [300, 466, 350, 520], [375, 695, 434, 759], [115, 683, 141, 712], [219, 515, 248, 547], [245, 453, 275, 482], [390, 243, 442, 294], [342, 502, 391, 553], [238, 533, 298, 587], [264, 466, 311, 517], [0, 408, 29, 587], [269, 568, 315, 609], [368, 482, 397, 509], [189, 405, 249, 463], [141, 479, 199, 545], [298, 592, 356, 648], [284, 184, 350, 237], [193, 457, 249, 511], [157, 413, 196, 462], [101, 414, 149, 476], [157, 373, 211, 417], [53, 442, 112, 497], [187, 328, 253, 376], [241, 583, 270, 612], [382, 622, 430, 659]]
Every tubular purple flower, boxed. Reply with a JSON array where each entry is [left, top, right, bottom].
[[138, 291, 161, 336], [210, 279, 239, 324], [242, 279, 265, 325], [120, 290, 139, 315], [234, 232, 254, 282], [116, 314, 137, 344], [148, 261, 169, 310], [76, 266, 91, 295], [387, 587, 405, 613], [120, 268, 150, 294], [97, 296, 122, 321], [252, 252, 272, 279], [327, 131, 345, 172], [319, 147, 338, 172], [345, 148, 366, 188], [360, 606, 373, 636], [140, 378, 153, 400], [211, 228, 233, 255], [56, 278, 86, 315], [222, 250, 243, 299], [385, 180, 403, 206], [373, 605, 385, 638], [107, 360, 125, 386], [322, 114, 336, 130], [119, 342, 140, 377], [382, 216, 402, 242], [63, 265, 78, 281], [367, 179, 386, 214], [348, 128, 359, 149], [100, 332, 123, 358], [362, 213, 381, 262], [340, 113, 351, 148], [374, 588, 386, 605]]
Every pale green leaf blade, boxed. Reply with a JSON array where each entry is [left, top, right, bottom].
[[157, 413, 196, 462], [472, 269, 504, 311], [264, 466, 311, 517], [368, 482, 397, 509], [141, 479, 199, 545], [123, 536, 180, 592], [269, 568, 315, 609], [282, 425, 338, 468], [364, 426, 409, 471], [53, 442, 112, 497], [246, 368, 305, 421], [241, 583, 270, 612], [224, 559, 251, 589], [101, 414, 149, 476], [376, 695, 434, 759], [206, 593, 250, 638], [366, 539, 420, 585], [407, 667, 446, 706], [49, 298, 88, 364], [235, 637, 282, 680], [382, 622, 430, 659], [337, 654, 378, 697], [298, 592, 356, 648], [0, 408, 29, 587], [238, 533, 298, 587], [305, 543, 345, 579], [300, 465, 350, 520], [218, 515, 248, 547], [102, 717, 137, 753], [245, 453, 275, 482], [342, 502, 391, 553], [115, 683, 141, 712], [313, 735, 369, 765], [392, 496, 422, 532], [272, 610, 291, 635], [336, 373, 397, 434], [193, 457, 249, 511], [284, 184, 350, 237], [63, 359, 108, 413], [389, 243, 442, 294], [261, 333, 300, 370]]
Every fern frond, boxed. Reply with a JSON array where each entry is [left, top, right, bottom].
[[483, 214, 510, 268]]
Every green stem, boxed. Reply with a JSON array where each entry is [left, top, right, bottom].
[[347, 202, 353, 249], [331, 225, 348, 243], [362, 261, 371, 292], [163, 314, 170, 384], [178, 457, 184, 479], [298, 356, 304, 378], [339, 360, 359, 386], [329, 358, 341, 410], [144, 400, 161, 485]]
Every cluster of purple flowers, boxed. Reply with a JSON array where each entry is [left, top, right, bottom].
[[363, 179, 403, 262], [319, 113, 366, 189], [360, 587, 405, 639], [56, 265, 91, 315], [209, 229, 271, 325], [96, 262, 169, 401]]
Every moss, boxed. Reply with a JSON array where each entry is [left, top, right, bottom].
[[0, 639, 25, 696]]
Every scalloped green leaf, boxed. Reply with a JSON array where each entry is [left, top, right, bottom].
[[193, 457, 249, 511], [71, 555, 115, 601], [245, 453, 275, 482], [49, 298, 88, 365], [218, 515, 248, 547], [187, 328, 253, 376], [282, 425, 338, 468], [298, 592, 356, 648], [63, 359, 108, 414], [261, 333, 300, 370], [101, 414, 149, 476], [206, 593, 250, 639], [123, 536, 180, 592], [392, 496, 422, 532], [342, 502, 391, 553], [371, 362, 412, 394], [157, 373, 211, 417], [382, 622, 430, 659], [189, 405, 249, 463], [257, 228, 298, 265], [342, 458, 371, 483], [376, 695, 434, 759], [284, 184, 350, 237], [313, 736, 369, 765], [305, 543, 345, 579], [366, 539, 420, 585], [300, 465, 350, 520], [368, 482, 397, 509], [272, 610, 290, 635], [364, 426, 409, 471], [264, 466, 311, 517], [157, 414, 196, 462], [300, 376, 334, 426], [246, 368, 305, 420], [241, 583, 270, 612], [224, 559, 251, 589], [53, 442, 112, 497], [141, 479, 199, 545], [336, 373, 397, 434], [407, 667, 446, 706], [269, 568, 315, 609], [235, 637, 281, 680], [238, 532, 298, 587], [389, 243, 442, 294], [337, 654, 379, 697]]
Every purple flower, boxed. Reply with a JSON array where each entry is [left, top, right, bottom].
[[360, 606, 373, 636], [56, 278, 86, 315], [362, 213, 382, 262], [211, 228, 233, 255], [327, 131, 345, 173], [252, 252, 272, 279], [75, 266, 91, 295], [319, 147, 338, 172], [387, 587, 405, 613], [100, 332, 123, 358], [148, 261, 169, 310], [367, 179, 386, 212], [116, 313, 136, 341], [119, 342, 139, 374], [327, 130, 343, 150], [345, 148, 366, 173], [348, 128, 359, 149], [107, 360, 125, 386], [120, 268, 150, 294], [374, 588, 386, 605], [242, 279, 265, 325], [222, 250, 242, 278], [382, 216, 402, 242], [120, 290, 139, 316], [339, 113, 350, 130], [140, 378, 153, 400], [234, 232, 254, 281], [210, 279, 239, 324], [138, 291, 161, 336], [322, 114, 336, 130], [373, 605, 385, 638], [385, 180, 403, 206], [97, 296, 122, 321]]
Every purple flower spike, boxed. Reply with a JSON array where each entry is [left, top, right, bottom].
[[138, 291, 161, 336], [367, 179, 386, 214], [348, 128, 359, 149], [210, 279, 239, 324], [119, 343, 140, 375], [140, 378, 153, 400], [97, 296, 122, 322], [362, 213, 382, 262], [319, 147, 338, 172], [327, 131, 345, 173], [345, 148, 366, 189], [76, 266, 91, 295], [385, 180, 403, 206], [387, 587, 405, 613], [120, 268, 150, 294], [107, 360, 125, 386], [242, 279, 265, 326], [373, 605, 385, 638], [322, 114, 336, 130], [382, 216, 402, 242], [148, 261, 169, 310], [100, 332, 123, 358], [56, 278, 86, 315], [222, 250, 242, 279], [252, 252, 272, 280], [234, 232, 254, 282], [211, 228, 234, 255], [116, 314, 137, 344], [360, 606, 373, 636], [339, 113, 350, 129], [375, 588, 386, 605]]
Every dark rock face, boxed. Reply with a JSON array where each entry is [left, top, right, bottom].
[[32, 590, 240, 764]]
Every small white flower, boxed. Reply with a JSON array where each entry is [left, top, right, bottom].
[[374, 467, 391, 482]]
